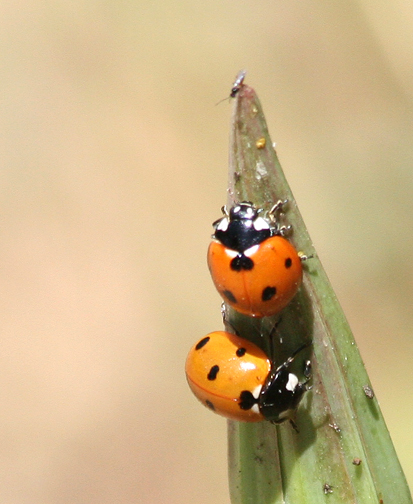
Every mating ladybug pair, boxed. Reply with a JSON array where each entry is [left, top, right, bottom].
[[185, 201, 311, 426]]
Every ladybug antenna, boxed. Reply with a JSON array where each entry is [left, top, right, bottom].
[[266, 317, 282, 361], [275, 340, 313, 374]]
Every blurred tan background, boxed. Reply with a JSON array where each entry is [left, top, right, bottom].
[[1, 1, 412, 503]]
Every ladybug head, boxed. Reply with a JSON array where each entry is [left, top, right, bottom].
[[212, 201, 273, 252], [230, 202, 260, 222]]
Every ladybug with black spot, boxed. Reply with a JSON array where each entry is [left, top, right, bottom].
[[207, 201, 304, 317], [185, 331, 311, 425]]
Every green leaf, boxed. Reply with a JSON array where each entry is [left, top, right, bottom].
[[225, 82, 412, 504]]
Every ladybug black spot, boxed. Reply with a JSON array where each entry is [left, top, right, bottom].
[[239, 390, 257, 411], [236, 347, 247, 357], [206, 400, 215, 411], [223, 290, 237, 303], [262, 286, 277, 301], [195, 336, 210, 350], [230, 255, 254, 271], [207, 365, 220, 381], [285, 257, 292, 268]]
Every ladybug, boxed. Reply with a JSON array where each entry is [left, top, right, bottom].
[[207, 201, 303, 317], [185, 331, 311, 424]]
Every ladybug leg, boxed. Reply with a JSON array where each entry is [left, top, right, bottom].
[[298, 359, 313, 392], [270, 417, 300, 433], [298, 251, 314, 262], [303, 360, 312, 381], [274, 340, 312, 374], [269, 199, 288, 216], [285, 359, 312, 433], [268, 318, 282, 336], [278, 224, 292, 237], [265, 318, 283, 361], [287, 360, 312, 433], [220, 205, 229, 217], [220, 303, 240, 336], [268, 200, 290, 236], [289, 418, 300, 433]]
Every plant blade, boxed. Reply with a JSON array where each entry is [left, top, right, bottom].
[[225, 82, 412, 504]]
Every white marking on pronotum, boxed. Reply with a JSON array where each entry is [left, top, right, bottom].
[[286, 373, 299, 392], [216, 218, 229, 232], [253, 216, 270, 231]]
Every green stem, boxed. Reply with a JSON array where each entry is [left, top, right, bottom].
[[225, 82, 412, 504]]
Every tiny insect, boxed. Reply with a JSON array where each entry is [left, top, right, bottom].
[[216, 70, 247, 105], [363, 385, 375, 399], [230, 69, 246, 97], [329, 421, 341, 433], [323, 483, 334, 494]]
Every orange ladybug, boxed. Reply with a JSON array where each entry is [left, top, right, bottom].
[[207, 202, 303, 317], [185, 331, 311, 424]]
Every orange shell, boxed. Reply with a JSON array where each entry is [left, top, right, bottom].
[[207, 236, 302, 317], [185, 331, 270, 422]]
